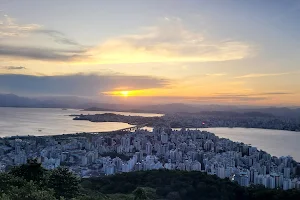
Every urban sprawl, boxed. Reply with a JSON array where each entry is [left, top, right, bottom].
[[1, 127, 300, 191]]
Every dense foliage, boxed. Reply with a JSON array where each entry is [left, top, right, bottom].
[[1, 161, 300, 200], [83, 170, 300, 200], [0, 160, 80, 200], [47, 167, 80, 199]]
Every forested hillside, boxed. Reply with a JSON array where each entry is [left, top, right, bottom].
[[1, 160, 300, 200]]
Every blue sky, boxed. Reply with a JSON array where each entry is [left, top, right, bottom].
[[1, 0, 300, 105]]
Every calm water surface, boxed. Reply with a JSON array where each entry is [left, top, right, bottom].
[[142, 127, 300, 161], [0, 107, 162, 136], [201, 127, 300, 162]]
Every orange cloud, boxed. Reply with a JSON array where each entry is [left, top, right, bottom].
[[74, 18, 252, 64], [235, 72, 296, 78]]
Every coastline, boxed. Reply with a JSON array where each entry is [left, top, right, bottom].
[[72, 113, 300, 132]]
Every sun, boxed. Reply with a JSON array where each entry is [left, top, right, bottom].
[[120, 91, 129, 97]]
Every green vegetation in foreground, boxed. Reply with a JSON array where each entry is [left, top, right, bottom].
[[1, 160, 300, 200]]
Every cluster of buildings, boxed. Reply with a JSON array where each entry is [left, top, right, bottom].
[[165, 113, 300, 132], [0, 128, 299, 191]]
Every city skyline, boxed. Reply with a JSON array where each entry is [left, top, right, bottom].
[[1, 0, 300, 106]]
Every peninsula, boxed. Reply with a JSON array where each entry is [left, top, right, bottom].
[[73, 112, 300, 132]]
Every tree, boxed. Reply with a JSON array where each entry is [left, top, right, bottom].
[[0, 173, 27, 193], [166, 192, 181, 200], [0, 180, 55, 200], [47, 167, 80, 199], [0, 194, 11, 200], [133, 187, 148, 200], [9, 159, 46, 183], [141, 187, 157, 200]]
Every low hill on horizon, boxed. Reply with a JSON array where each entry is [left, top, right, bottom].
[[1, 93, 300, 118]]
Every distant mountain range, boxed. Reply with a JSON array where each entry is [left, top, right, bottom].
[[84, 103, 300, 118], [0, 93, 94, 108], [0, 93, 299, 118]]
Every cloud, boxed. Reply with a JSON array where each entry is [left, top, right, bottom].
[[1, 66, 26, 70], [0, 14, 40, 38], [135, 92, 294, 104], [34, 29, 81, 46], [235, 72, 292, 78], [0, 43, 86, 61], [183, 92, 293, 103], [76, 18, 251, 64], [182, 93, 267, 102], [188, 95, 266, 102], [0, 15, 251, 64], [205, 73, 227, 77], [0, 14, 79, 46], [121, 94, 267, 104], [0, 14, 87, 61], [0, 73, 169, 96], [256, 92, 293, 95], [215, 92, 293, 96]]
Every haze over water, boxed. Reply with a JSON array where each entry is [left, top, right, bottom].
[[0, 107, 162, 136]]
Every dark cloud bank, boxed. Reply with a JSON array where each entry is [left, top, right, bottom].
[[0, 44, 85, 61], [1, 66, 26, 70], [0, 73, 169, 96]]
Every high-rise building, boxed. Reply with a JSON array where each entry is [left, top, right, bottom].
[[253, 171, 259, 185], [234, 172, 249, 187], [267, 175, 276, 189], [240, 175, 250, 187], [15, 139, 22, 154], [271, 173, 281, 188], [217, 166, 225, 179], [81, 156, 88, 166], [105, 164, 115, 175], [14, 152, 27, 165], [283, 179, 292, 190], [204, 140, 214, 152], [146, 142, 152, 155], [261, 166, 267, 175], [284, 167, 291, 179], [161, 131, 168, 144], [191, 161, 201, 171]]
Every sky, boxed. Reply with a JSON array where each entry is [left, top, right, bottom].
[[1, 0, 300, 106]]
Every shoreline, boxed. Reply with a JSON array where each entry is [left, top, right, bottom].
[[72, 112, 300, 132], [2, 126, 300, 139]]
